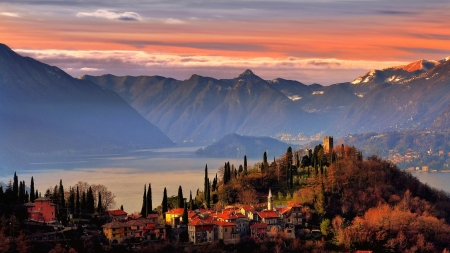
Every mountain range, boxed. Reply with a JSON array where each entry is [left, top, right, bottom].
[[0, 43, 173, 169], [83, 56, 450, 143]]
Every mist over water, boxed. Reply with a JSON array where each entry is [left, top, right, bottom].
[[0, 147, 259, 213]]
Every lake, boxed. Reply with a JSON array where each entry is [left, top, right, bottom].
[[0, 147, 260, 213], [1, 147, 449, 213]]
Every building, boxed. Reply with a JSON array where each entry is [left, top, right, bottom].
[[323, 136, 333, 153], [281, 204, 303, 226], [188, 218, 215, 244], [25, 197, 57, 223], [165, 208, 184, 227], [214, 221, 240, 244], [107, 209, 128, 221], [250, 223, 268, 240], [102, 217, 163, 244]]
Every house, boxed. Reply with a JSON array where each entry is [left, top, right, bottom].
[[102, 221, 130, 244], [214, 221, 240, 244], [102, 217, 160, 244], [257, 210, 281, 233], [188, 218, 215, 244], [240, 205, 257, 221], [215, 212, 249, 236], [144, 223, 167, 241], [25, 197, 57, 223], [107, 209, 127, 221], [250, 223, 267, 240], [165, 208, 184, 227], [281, 204, 303, 226], [147, 213, 159, 223]]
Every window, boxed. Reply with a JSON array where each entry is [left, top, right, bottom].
[[225, 228, 227, 232]]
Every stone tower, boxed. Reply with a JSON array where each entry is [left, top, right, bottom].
[[323, 136, 333, 153], [267, 188, 273, 211]]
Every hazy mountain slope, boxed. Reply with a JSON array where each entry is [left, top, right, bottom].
[[195, 133, 289, 158], [0, 44, 174, 158], [85, 70, 320, 142], [332, 58, 450, 135]]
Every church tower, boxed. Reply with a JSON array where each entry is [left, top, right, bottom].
[[267, 188, 273, 210]]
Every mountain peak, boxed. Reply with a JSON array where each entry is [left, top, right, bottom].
[[239, 69, 256, 77]]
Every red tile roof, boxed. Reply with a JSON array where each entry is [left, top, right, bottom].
[[147, 214, 159, 219], [250, 223, 268, 229], [107, 210, 128, 216], [165, 208, 184, 215], [214, 221, 236, 227], [257, 211, 279, 219]]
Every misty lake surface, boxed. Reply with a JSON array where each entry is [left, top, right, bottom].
[[1, 147, 449, 213], [0, 146, 260, 213]]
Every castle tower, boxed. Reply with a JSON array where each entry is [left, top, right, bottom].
[[323, 136, 333, 153], [267, 188, 273, 211]]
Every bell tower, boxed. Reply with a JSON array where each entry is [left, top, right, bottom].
[[267, 188, 273, 210]]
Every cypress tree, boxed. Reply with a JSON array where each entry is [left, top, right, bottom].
[[206, 179, 210, 208], [36, 190, 39, 199], [182, 201, 188, 225], [69, 187, 75, 213], [204, 164, 208, 201], [13, 172, 18, 202], [25, 190, 29, 203], [59, 179, 65, 208], [177, 185, 184, 208], [162, 187, 168, 218], [81, 191, 86, 214], [189, 190, 193, 210], [263, 151, 268, 171], [76, 186, 80, 215], [98, 192, 103, 214], [141, 185, 147, 216], [244, 156, 248, 173], [120, 205, 124, 211], [147, 184, 152, 214], [87, 186, 94, 213], [30, 177, 35, 202], [18, 181, 24, 203]]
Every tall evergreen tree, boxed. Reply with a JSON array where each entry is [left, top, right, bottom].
[[81, 191, 86, 214], [98, 192, 103, 214], [120, 205, 124, 211], [263, 151, 268, 171], [35, 190, 39, 199], [162, 187, 168, 218], [18, 181, 24, 203], [69, 187, 75, 214], [206, 179, 210, 208], [204, 164, 208, 201], [59, 179, 65, 208], [76, 186, 80, 215], [87, 187, 95, 213], [182, 201, 188, 225], [141, 184, 147, 216], [13, 172, 18, 202], [30, 177, 35, 202], [177, 185, 184, 208], [147, 184, 152, 214], [244, 155, 248, 174], [189, 190, 193, 210], [25, 190, 29, 203]]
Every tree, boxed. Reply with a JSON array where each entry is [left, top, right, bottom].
[[30, 177, 35, 202], [87, 187, 95, 213], [204, 164, 208, 201], [76, 186, 80, 215], [162, 187, 168, 217], [81, 191, 86, 214], [147, 184, 152, 214], [69, 187, 75, 214], [13, 172, 18, 202], [141, 184, 147, 216], [182, 201, 188, 225], [206, 179, 210, 208], [59, 179, 65, 208], [120, 205, 123, 211], [263, 151, 268, 172], [97, 192, 103, 214], [177, 185, 184, 208], [244, 155, 248, 173]]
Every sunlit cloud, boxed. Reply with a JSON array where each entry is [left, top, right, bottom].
[[0, 12, 20, 18], [76, 9, 142, 21], [164, 18, 186, 24], [80, 67, 103, 71]]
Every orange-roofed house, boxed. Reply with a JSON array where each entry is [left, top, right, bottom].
[[250, 223, 268, 240], [281, 204, 303, 226], [25, 197, 57, 223], [257, 210, 281, 233], [215, 212, 249, 236], [107, 209, 128, 221], [165, 208, 184, 227], [147, 213, 159, 223], [214, 221, 240, 244], [188, 218, 215, 244]]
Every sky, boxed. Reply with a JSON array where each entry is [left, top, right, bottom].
[[1, 0, 450, 85]]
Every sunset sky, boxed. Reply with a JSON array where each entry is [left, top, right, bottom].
[[1, 0, 449, 84]]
